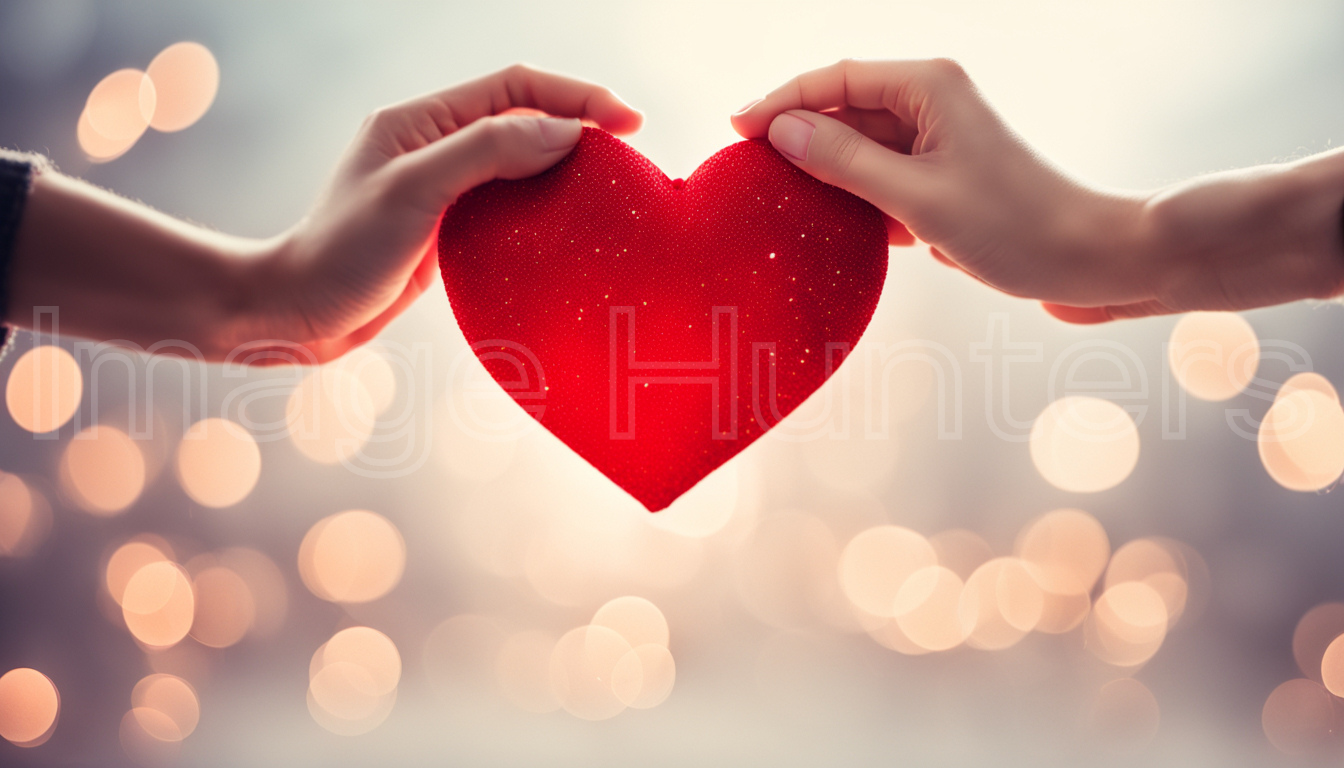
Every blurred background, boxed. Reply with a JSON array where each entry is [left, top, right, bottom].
[[3, 0, 1344, 765]]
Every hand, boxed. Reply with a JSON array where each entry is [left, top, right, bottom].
[[731, 58, 1344, 322], [259, 64, 643, 359]]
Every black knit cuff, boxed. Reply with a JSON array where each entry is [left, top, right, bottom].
[[0, 149, 44, 329]]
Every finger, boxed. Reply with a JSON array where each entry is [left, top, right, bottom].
[[732, 58, 970, 139], [822, 107, 917, 153], [766, 109, 931, 223], [883, 214, 915, 246], [396, 114, 584, 206], [1041, 299, 1174, 324], [396, 63, 643, 137]]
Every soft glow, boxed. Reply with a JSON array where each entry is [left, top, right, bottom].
[[0, 473, 51, 557], [119, 707, 180, 764], [496, 631, 561, 713], [1262, 678, 1337, 757], [61, 424, 146, 515], [334, 347, 397, 415], [1029, 397, 1139, 493], [218, 547, 288, 637], [549, 625, 632, 721], [928, 528, 994, 581], [1017, 508, 1110, 596], [734, 510, 849, 630], [1034, 588, 1092, 634], [838, 525, 936, 618], [893, 566, 966, 651], [1293, 603, 1344, 682], [646, 464, 739, 538], [1278, 372, 1339, 403], [322, 627, 402, 697], [1259, 389, 1344, 491], [423, 615, 504, 702], [1168, 311, 1259, 401], [1320, 634, 1344, 698], [1087, 581, 1168, 667], [105, 538, 173, 606], [1105, 538, 1189, 624], [298, 510, 405, 603], [190, 566, 255, 648], [592, 596, 670, 649], [82, 67, 155, 162], [176, 417, 261, 508], [800, 433, 900, 492], [612, 643, 676, 709], [308, 627, 400, 735], [131, 674, 198, 739], [0, 668, 59, 747], [77, 106, 139, 162], [1088, 678, 1160, 750], [121, 561, 195, 648], [6, 345, 82, 433], [145, 42, 219, 132], [286, 368, 376, 464], [959, 557, 1043, 650]]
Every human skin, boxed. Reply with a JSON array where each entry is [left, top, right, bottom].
[[6, 64, 643, 362], [732, 58, 1344, 323]]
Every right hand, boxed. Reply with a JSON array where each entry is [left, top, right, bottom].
[[731, 58, 1344, 323]]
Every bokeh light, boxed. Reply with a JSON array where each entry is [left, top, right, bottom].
[[959, 557, 1043, 650], [176, 417, 261, 508], [0, 472, 51, 557], [145, 42, 219, 133], [928, 528, 993, 581], [61, 424, 146, 515], [893, 565, 966, 651], [591, 596, 670, 649], [612, 643, 676, 709], [1105, 538, 1189, 625], [6, 345, 82, 433], [1278, 372, 1339, 403], [298, 510, 405, 603], [105, 537, 174, 606], [80, 68, 155, 162], [1087, 581, 1168, 667], [286, 368, 376, 464], [218, 547, 288, 637], [121, 561, 195, 648], [0, 667, 59, 747], [1029, 397, 1140, 493], [1016, 508, 1110, 595], [189, 565, 255, 648], [308, 627, 400, 735], [838, 525, 936, 618], [1262, 678, 1337, 757], [1168, 312, 1260, 401], [131, 674, 199, 739], [1293, 603, 1344, 682], [548, 625, 631, 721], [119, 706, 181, 764], [1320, 634, 1344, 698], [1258, 389, 1344, 491]]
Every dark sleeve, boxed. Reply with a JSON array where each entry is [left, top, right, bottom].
[[0, 149, 45, 361]]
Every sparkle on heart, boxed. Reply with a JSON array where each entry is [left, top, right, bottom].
[[439, 128, 888, 511]]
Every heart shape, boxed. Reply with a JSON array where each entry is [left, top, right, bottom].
[[439, 128, 888, 510]]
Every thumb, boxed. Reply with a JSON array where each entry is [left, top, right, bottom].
[[768, 110, 928, 221], [400, 115, 583, 205]]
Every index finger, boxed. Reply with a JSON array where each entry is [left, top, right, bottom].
[[400, 63, 644, 135], [731, 58, 965, 139]]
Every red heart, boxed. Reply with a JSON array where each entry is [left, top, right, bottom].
[[438, 128, 888, 511]]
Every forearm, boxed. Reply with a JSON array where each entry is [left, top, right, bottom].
[[7, 170, 277, 358], [1137, 146, 1344, 310]]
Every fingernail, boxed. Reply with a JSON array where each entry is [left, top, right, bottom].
[[734, 98, 762, 115], [537, 117, 581, 151], [770, 113, 814, 162]]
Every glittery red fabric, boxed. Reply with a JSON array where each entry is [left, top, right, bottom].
[[439, 128, 887, 511]]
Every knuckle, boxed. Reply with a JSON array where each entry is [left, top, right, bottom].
[[925, 57, 968, 83], [828, 129, 864, 175]]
